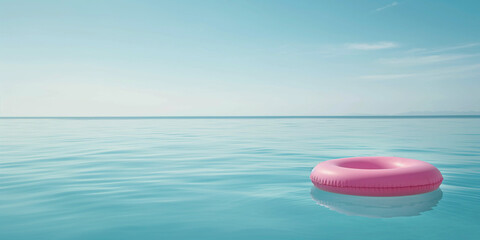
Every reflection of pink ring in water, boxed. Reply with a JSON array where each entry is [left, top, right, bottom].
[[310, 157, 443, 196]]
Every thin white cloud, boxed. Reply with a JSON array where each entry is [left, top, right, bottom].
[[374, 2, 398, 12], [379, 54, 479, 65], [347, 42, 398, 50], [360, 73, 416, 80], [360, 63, 480, 81], [404, 43, 480, 55], [406, 48, 427, 53], [419, 43, 480, 54], [276, 44, 349, 57]]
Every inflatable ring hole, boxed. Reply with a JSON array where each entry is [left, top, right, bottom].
[[337, 160, 396, 169]]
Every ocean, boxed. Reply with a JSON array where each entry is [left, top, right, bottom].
[[1, 117, 479, 239]]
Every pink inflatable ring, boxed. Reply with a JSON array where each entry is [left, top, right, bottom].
[[310, 157, 443, 196]]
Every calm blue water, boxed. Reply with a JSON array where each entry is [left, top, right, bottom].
[[1, 117, 479, 239]]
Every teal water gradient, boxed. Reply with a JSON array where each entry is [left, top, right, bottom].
[[1, 117, 479, 239]]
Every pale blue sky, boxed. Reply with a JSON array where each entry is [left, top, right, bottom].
[[1, 0, 479, 116]]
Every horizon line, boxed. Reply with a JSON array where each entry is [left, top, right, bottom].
[[1, 115, 480, 119]]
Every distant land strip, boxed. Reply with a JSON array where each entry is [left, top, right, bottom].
[[1, 115, 480, 120]]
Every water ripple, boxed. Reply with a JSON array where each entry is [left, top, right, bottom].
[[1, 118, 479, 239]]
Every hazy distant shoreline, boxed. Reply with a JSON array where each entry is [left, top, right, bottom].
[[1, 115, 479, 119]]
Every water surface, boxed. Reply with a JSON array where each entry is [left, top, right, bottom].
[[1, 117, 479, 239]]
